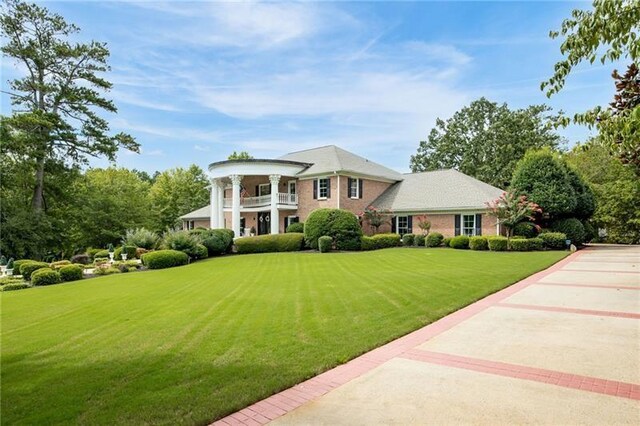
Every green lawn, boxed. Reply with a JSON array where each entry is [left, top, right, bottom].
[[1, 248, 566, 425]]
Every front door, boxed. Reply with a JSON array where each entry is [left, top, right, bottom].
[[258, 212, 270, 235]]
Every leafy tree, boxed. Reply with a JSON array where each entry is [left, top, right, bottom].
[[228, 151, 253, 160], [410, 98, 563, 188], [359, 206, 389, 234], [510, 149, 578, 220], [486, 191, 542, 246], [149, 165, 209, 231], [543, 0, 640, 170], [72, 168, 153, 248], [0, 0, 138, 212], [567, 140, 640, 243]]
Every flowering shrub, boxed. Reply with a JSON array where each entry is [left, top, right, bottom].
[[359, 206, 390, 234], [487, 191, 542, 249]]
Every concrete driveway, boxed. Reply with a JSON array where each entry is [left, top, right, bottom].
[[215, 245, 640, 425]]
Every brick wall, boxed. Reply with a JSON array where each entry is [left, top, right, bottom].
[[339, 177, 393, 215], [296, 177, 338, 221], [409, 213, 499, 237]]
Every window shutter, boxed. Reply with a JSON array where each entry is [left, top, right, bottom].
[[408, 215, 413, 233], [326, 178, 331, 198], [475, 214, 482, 236], [313, 179, 318, 199], [255, 185, 259, 196], [347, 177, 352, 197], [454, 215, 461, 236], [391, 216, 396, 234], [359, 179, 363, 199]]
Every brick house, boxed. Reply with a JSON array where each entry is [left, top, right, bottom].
[[180, 145, 504, 238]]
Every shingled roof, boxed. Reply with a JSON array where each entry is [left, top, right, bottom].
[[371, 169, 504, 212], [279, 145, 403, 181]]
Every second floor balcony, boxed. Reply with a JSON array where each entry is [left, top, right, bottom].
[[223, 192, 298, 209]]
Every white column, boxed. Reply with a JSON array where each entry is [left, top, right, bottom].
[[269, 174, 281, 234], [217, 180, 225, 229], [210, 179, 218, 229], [231, 175, 243, 237]]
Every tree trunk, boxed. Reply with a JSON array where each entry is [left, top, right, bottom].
[[31, 155, 46, 212]]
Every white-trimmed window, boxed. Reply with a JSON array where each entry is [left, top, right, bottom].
[[397, 216, 410, 235], [258, 183, 271, 196], [185, 220, 195, 230], [349, 178, 359, 199], [462, 214, 476, 236], [318, 178, 329, 199]]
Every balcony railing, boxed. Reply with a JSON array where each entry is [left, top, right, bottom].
[[224, 193, 298, 208]]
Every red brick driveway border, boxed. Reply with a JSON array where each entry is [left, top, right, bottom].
[[212, 248, 639, 425]]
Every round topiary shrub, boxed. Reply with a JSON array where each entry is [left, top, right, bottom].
[[582, 221, 596, 243], [449, 235, 470, 249], [12, 259, 32, 275], [200, 232, 226, 256], [94, 250, 110, 258], [50, 260, 71, 270], [488, 236, 508, 251], [114, 245, 137, 259], [469, 236, 488, 250], [442, 237, 452, 247], [141, 250, 189, 269], [59, 265, 84, 282], [551, 218, 586, 246], [539, 232, 567, 249], [20, 261, 50, 281], [194, 244, 208, 260], [513, 222, 539, 238], [318, 236, 332, 253], [414, 235, 425, 247], [509, 239, 531, 251], [305, 208, 363, 251], [402, 234, 415, 246], [425, 232, 444, 247], [285, 222, 304, 233], [161, 230, 202, 258], [31, 268, 61, 286]]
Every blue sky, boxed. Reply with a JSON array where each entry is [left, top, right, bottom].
[[2, 1, 621, 173]]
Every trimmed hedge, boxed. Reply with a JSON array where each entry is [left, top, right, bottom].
[[31, 268, 61, 286], [86, 248, 103, 259], [509, 239, 531, 251], [114, 245, 137, 259], [414, 235, 426, 247], [469, 236, 488, 250], [94, 250, 110, 258], [20, 261, 49, 281], [426, 233, 444, 247], [361, 234, 401, 250], [235, 233, 305, 254], [194, 244, 208, 260], [318, 236, 332, 253], [488, 236, 508, 251], [50, 260, 71, 270], [442, 237, 452, 247], [539, 232, 567, 249], [1, 282, 31, 291], [529, 237, 544, 251], [449, 235, 470, 249], [304, 208, 363, 251], [94, 266, 121, 275], [401, 234, 415, 246], [285, 222, 304, 233], [12, 260, 31, 275], [551, 218, 585, 246], [141, 250, 189, 269], [513, 221, 538, 238], [59, 265, 84, 282]]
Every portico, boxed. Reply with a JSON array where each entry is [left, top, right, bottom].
[[208, 159, 310, 237]]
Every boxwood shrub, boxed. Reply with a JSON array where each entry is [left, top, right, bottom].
[[141, 250, 189, 269], [426, 232, 444, 247], [469, 236, 488, 250], [361, 234, 401, 250], [442, 237, 452, 247], [12, 259, 31, 275], [318, 236, 332, 253], [528, 237, 544, 251], [31, 268, 61, 286], [86, 248, 103, 259], [401, 234, 415, 246], [235, 233, 305, 254], [509, 239, 531, 251], [285, 222, 304, 233], [59, 265, 84, 282], [488, 236, 508, 251], [1, 282, 31, 291], [194, 243, 208, 260], [304, 208, 363, 250], [551, 218, 585, 246], [414, 235, 425, 246], [20, 261, 49, 281], [70, 253, 91, 265], [50, 260, 71, 270], [513, 221, 539, 238], [539, 232, 567, 249], [449, 235, 470, 249]]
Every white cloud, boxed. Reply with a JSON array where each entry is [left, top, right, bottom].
[[194, 144, 210, 152]]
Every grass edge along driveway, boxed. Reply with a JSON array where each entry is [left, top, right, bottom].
[[1, 248, 567, 425]]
